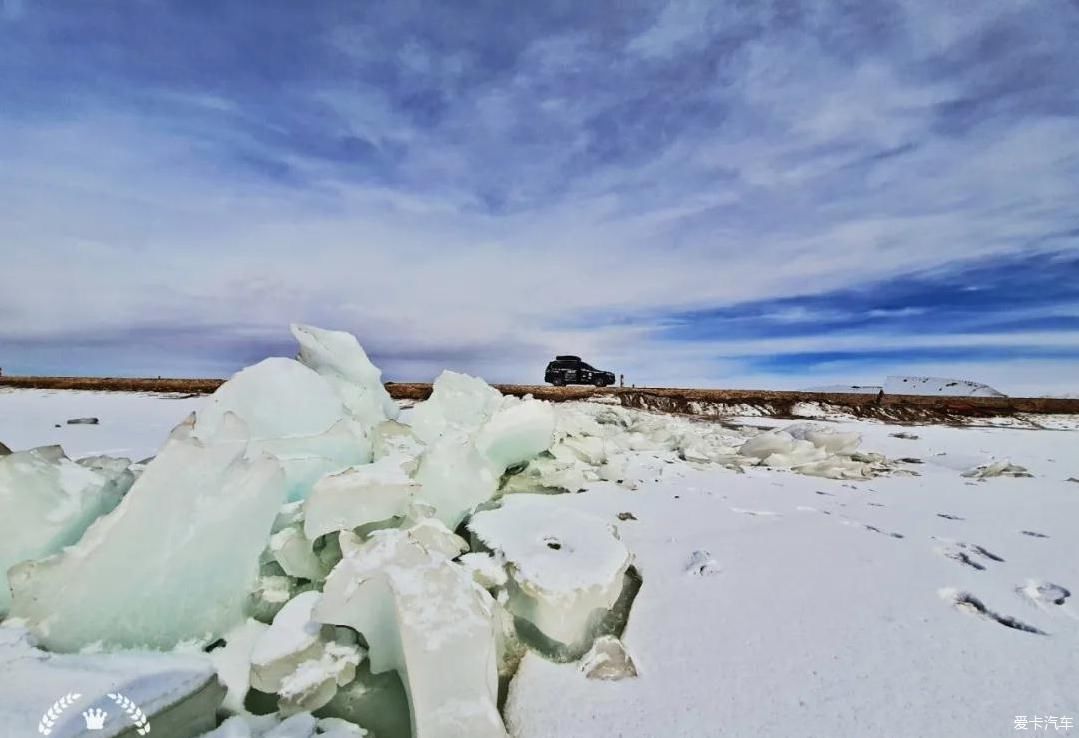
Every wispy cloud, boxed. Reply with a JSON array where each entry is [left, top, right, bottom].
[[1, 0, 1077, 394]]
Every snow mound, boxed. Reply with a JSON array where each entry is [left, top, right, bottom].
[[884, 375, 1005, 397]]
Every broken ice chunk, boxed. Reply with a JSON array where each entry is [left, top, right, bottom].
[[195, 358, 349, 441], [304, 456, 419, 541], [211, 618, 270, 714], [248, 418, 373, 502], [9, 432, 287, 651], [739, 431, 827, 466], [578, 635, 638, 680], [468, 494, 632, 658], [413, 432, 500, 529], [315, 528, 507, 738], [409, 371, 503, 445], [459, 552, 509, 589], [278, 638, 364, 715], [962, 459, 1032, 479], [404, 517, 470, 558], [370, 420, 425, 467], [251, 592, 326, 694], [271, 526, 327, 581], [0, 446, 133, 614], [291, 324, 399, 428], [784, 423, 862, 455], [474, 399, 555, 470]]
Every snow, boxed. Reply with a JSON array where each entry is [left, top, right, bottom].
[[884, 374, 1005, 396], [503, 416, 1079, 738], [0, 388, 203, 460]]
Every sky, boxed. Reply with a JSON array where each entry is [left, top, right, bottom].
[[2, 0, 1078, 395]]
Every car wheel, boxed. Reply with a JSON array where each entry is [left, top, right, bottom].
[[594, 377, 606, 387], [552, 377, 565, 387]]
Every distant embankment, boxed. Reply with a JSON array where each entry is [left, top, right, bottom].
[[3, 375, 1078, 421]]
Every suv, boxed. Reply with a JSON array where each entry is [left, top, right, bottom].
[[544, 355, 616, 387]]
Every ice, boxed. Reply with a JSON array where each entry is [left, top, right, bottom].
[[578, 635, 637, 680], [210, 618, 269, 714], [961, 459, 1033, 479], [459, 552, 509, 589], [408, 371, 502, 445], [270, 525, 327, 581], [315, 527, 506, 738], [291, 324, 399, 428], [187, 357, 372, 502], [413, 432, 501, 529], [304, 456, 419, 542], [251, 592, 326, 692], [252, 420, 373, 503], [0, 626, 224, 738], [0, 446, 133, 615], [9, 430, 287, 651], [408, 378, 555, 526], [200, 712, 368, 738], [370, 420, 425, 468], [468, 494, 631, 658], [474, 399, 556, 470], [317, 662, 411, 738], [195, 358, 348, 442], [250, 592, 364, 714], [783, 423, 862, 456]]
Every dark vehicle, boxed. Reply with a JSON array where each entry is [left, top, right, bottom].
[[544, 355, 616, 387]]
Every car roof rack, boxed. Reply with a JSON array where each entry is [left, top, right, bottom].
[[555, 355, 581, 361]]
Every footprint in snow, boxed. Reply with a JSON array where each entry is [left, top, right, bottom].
[[1018, 580, 1071, 608], [841, 519, 904, 539], [939, 588, 1047, 635], [934, 539, 1004, 570], [685, 550, 721, 576], [1020, 530, 1049, 539], [937, 513, 965, 521], [729, 507, 780, 517]]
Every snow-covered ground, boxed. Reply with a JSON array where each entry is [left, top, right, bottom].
[[2, 370, 1077, 737], [0, 389, 204, 461]]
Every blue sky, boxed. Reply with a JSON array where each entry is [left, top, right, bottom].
[[2, 0, 1078, 394]]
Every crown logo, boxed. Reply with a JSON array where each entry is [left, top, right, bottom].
[[82, 708, 108, 731]]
